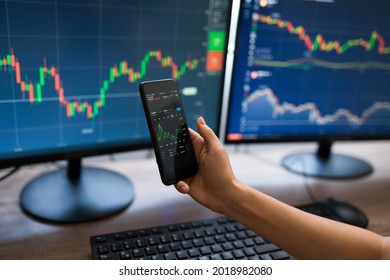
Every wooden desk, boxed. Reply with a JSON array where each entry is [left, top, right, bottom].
[[0, 141, 389, 259]]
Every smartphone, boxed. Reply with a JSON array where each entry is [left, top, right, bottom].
[[139, 79, 198, 185]]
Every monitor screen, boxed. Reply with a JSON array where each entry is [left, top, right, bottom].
[[225, 0, 390, 143], [0, 0, 231, 168], [0, 0, 232, 223]]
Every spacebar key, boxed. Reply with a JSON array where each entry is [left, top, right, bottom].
[[254, 243, 280, 254]]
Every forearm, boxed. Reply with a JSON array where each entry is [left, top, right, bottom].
[[222, 181, 384, 259]]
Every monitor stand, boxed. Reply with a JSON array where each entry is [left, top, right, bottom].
[[281, 140, 373, 179], [20, 158, 135, 223]]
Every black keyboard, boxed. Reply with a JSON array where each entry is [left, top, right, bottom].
[[90, 216, 294, 260], [90, 198, 365, 260]]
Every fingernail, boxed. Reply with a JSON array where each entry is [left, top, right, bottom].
[[198, 116, 206, 125]]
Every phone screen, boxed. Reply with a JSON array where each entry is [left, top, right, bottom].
[[140, 79, 198, 185]]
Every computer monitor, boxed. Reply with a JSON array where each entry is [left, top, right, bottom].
[[0, 0, 232, 222], [224, 0, 390, 179]]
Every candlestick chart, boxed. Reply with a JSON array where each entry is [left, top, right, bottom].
[[1, 50, 198, 119], [0, 0, 230, 155]]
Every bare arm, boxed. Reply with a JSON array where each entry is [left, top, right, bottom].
[[223, 181, 387, 259], [175, 117, 390, 259]]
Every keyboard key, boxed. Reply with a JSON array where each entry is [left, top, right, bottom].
[[225, 225, 236, 233], [191, 222, 202, 228], [151, 255, 164, 260], [254, 244, 280, 254], [233, 240, 244, 249], [200, 246, 212, 255], [148, 237, 159, 246], [180, 223, 191, 230], [139, 229, 151, 236], [157, 245, 169, 253], [235, 224, 246, 231], [136, 239, 148, 248], [211, 244, 223, 253], [222, 252, 234, 260], [222, 242, 234, 251], [132, 249, 145, 258], [202, 220, 213, 227], [160, 235, 170, 243], [271, 251, 290, 260], [99, 254, 118, 260], [244, 239, 255, 247], [215, 227, 225, 235], [171, 233, 182, 242], [120, 251, 132, 260], [260, 254, 273, 260], [232, 250, 245, 259], [193, 239, 204, 247], [254, 236, 265, 245], [126, 231, 138, 239], [114, 233, 126, 240], [97, 245, 109, 255], [169, 243, 181, 251], [164, 252, 177, 260], [214, 235, 226, 243], [168, 225, 180, 232], [244, 247, 256, 257], [188, 248, 200, 258], [226, 233, 237, 241], [95, 236, 107, 243], [151, 228, 163, 234], [194, 230, 204, 238], [110, 243, 122, 252], [123, 241, 135, 250], [183, 232, 193, 240], [235, 231, 246, 239], [145, 247, 157, 256], [204, 237, 215, 245], [217, 217, 229, 224], [177, 251, 189, 259], [210, 254, 223, 260]]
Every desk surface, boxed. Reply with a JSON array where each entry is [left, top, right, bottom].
[[0, 141, 389, 259]]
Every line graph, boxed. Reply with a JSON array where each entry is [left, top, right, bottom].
[[254, 13, 390, 55], [0, 50, 198, 119], [243, 87, 390, 126], [252, 57, 390, 70], [156, 122, 185, 142]]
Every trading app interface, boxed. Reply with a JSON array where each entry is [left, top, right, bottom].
[[146, 88, 194, 179]]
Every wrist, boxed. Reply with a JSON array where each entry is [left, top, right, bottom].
[[217, 179, 251, 216]]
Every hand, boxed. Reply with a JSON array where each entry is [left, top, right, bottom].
[[174, 117, 239, 214]]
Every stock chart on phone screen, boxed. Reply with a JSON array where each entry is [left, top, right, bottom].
[[227, 0, 390, 141], [147, 90, 191, 160], [0, 0, 229, 157]]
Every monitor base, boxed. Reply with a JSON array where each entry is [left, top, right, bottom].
[[20, 166, 135, 223], [282, 152, 373, 179]]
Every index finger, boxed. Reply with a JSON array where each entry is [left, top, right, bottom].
[[189, 127, 204, 161]]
